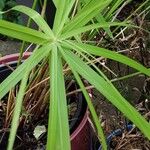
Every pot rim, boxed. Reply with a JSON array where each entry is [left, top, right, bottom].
[[0, 52, 32, 66]]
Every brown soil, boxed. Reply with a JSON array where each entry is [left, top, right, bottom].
[[110, 129, 150, 150], [0, 78, 82, 150]]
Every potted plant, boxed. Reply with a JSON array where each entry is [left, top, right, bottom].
[[0, 53, 92, 150], [0, 0, 150, 150]]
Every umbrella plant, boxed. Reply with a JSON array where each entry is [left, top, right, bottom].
[[0, 0, 150, 150]]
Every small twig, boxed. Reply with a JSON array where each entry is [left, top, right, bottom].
[[114, 27, 128, 39], [118, 46, 139, 53], [24, 43, 33, 52], [66, 85, 94, 96], [111, 1, 128, 22], [71, 0, 79, 19], [2, 63, 14, 71]]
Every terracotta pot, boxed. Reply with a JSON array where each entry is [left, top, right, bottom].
[[0, 53, 92, 150]]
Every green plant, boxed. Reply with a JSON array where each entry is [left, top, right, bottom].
[[0, 0, 150, 150]]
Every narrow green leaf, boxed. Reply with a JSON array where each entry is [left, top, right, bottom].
[[105, 0, 124, 19], [60, 48, 150, 140], [106, 0, 132, 20], [7, 67, 30, 150], [62, 0, 112, 33], [0, 20, 51, 44], [47, 46, 70, 150], [70, 71, 107, 150], [57, 48, 70, 150], [82, 0, 113, 38], [53, 0, 68, 34], [11, 5, 54, 37], [52, 0, 59, 8], [60, 46, 107, 149], [66, 41, 150, 76], [95, 14, 113, 38], [0, 44, 52, 100], [57, 0, 75, 35], [47, 46, 58, 150], [61, 22, 129, 39], [53, 0, 75, 35]]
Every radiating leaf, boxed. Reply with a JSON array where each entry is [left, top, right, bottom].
[[11, 5, 54, 37], [47, 46, 70, 150], [62, 0, 112, 33], [60, 46, 107, 149], [60, 48, 150, 139], [7, 67, 30, 150], [95, 14, 113, 38], [53, 0, 75, 35], [52, 0, 59, 8], [61, 22, 129, 39], [82, 0, 113, 38], [47, 47, 58, 150], [0, 20, 51, 44], [66, 41, 150, 76], [0, 44, 52, 100], [106, 0, 132, 19]]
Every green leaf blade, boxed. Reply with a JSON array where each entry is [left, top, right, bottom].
[[62, 0, 112, 33], [0, 44, 52, 100], [53, 0, 75, 35], [60, 46, 150, 140], [60, 47, 107, 149], [0, 20, 51, 44], [7, 68, 30, 150], [11, 5, 54, 37], [47, 46, 70, 150], [61, 22, 129, 39], [67, 41, 150, 76]]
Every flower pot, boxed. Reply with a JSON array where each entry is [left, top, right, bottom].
[[97, 124, 133, 150], [0, 53, 92, 150]]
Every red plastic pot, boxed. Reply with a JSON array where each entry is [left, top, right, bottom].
[[0, 53, 92, 150]]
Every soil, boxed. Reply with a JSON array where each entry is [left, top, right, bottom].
[[0, 40, 21, 56], [110, 128, 150, 150], [0, 70, 84, 149]]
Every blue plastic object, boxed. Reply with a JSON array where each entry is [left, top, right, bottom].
[[98, 124, 133, 150]]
